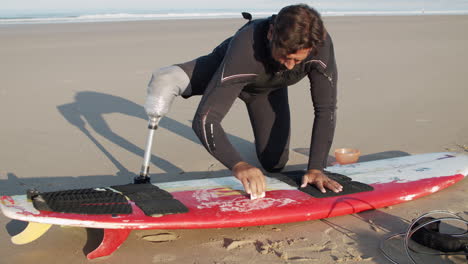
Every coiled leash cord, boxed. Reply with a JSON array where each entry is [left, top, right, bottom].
[[380, 210, 468, 264]]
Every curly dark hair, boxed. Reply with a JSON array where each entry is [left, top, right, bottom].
[[271, 4, 327, 58]]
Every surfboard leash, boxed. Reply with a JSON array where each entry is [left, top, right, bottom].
[[379, 210, 468, 264]]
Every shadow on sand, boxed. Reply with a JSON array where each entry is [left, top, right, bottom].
[[55, 91, 255, 177]]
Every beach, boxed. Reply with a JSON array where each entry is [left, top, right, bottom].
[[0, 15, 467, 263]]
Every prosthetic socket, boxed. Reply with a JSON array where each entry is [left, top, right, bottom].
[[144, 66, 191, 119]]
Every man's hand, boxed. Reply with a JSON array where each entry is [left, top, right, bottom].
[[232, 161, 266, 196], [301, 169, 343, 193]]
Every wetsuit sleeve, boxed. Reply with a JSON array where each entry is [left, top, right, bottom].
[[307, 34, 338, 171], [192, 28, 258, 170]]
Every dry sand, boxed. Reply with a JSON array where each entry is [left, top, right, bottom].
[[0, 15, 467, 263]]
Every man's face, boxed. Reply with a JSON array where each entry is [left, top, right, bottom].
[[268, 24, 312, 70], [273, 48, 312, 70]]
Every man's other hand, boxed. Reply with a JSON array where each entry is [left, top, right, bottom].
[[301, 169, 343, 193]]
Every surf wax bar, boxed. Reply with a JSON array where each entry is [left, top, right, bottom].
[[250, 192, 265, 200]]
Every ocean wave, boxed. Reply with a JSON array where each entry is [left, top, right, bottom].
[[1, 10, 467, 25], [0, 12, 275, 24]]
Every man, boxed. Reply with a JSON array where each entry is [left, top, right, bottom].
[[145, 4, 343, 197]]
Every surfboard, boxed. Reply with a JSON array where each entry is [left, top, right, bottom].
[[1, 152, 467, 259]]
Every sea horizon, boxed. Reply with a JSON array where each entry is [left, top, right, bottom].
[[1, 7, 468, 25]]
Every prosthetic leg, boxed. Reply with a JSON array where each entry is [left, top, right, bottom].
[[134, 117, 160, 184], [134, 65, 191, 184]]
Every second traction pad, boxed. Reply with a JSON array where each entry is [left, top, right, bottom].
[[272, 170, 374, 198], [111, 183, 189, 216]]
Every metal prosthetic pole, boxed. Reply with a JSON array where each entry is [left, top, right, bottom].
[[134, 117, 160, 184]]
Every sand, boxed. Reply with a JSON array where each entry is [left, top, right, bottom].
[[0, 15, 467, 263]]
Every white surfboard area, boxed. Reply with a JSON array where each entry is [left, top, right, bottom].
[[157, 174, 298, 193], [157, 152, 468, 191], [326, 152, 468, 184]]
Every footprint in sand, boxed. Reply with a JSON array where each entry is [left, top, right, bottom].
[[223, 238, 255, 250], [286, 256, 319, 262], [331, 253, 373, 263], [341, 235, 356, 245], [142, 232, 179, 242], [152, 254, 177, 263]]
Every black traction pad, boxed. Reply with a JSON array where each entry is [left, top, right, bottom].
[[30, 188, 132, 215], [111, 183, 189, 216], [270, 170, 374, 198]]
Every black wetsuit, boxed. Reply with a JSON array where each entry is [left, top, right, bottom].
[[177, 15, 337, 172]]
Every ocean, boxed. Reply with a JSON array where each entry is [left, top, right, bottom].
[[1, 8, 468, 25]]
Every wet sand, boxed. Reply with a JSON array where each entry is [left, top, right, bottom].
[[0, 15, 467, 263]]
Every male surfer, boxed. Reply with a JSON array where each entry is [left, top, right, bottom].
[[144, 4, 343, 197]]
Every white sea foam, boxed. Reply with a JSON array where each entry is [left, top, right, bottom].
[[1, 10, 467, 25], [0, 12, 275, 25]]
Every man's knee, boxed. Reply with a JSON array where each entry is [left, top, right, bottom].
[[258, 150, 289, 173]]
